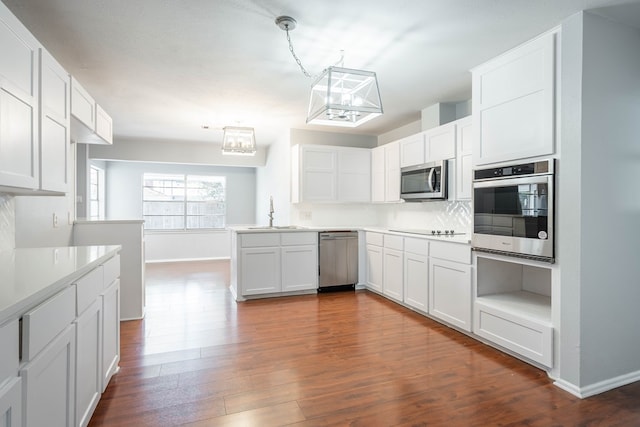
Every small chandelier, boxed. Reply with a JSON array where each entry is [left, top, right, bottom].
[[221, 126, 256, 155], [276, 16, 383, 128]]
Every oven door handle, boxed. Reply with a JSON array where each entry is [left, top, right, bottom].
[[427, 168, 435, 192], [473, 174, 551, 188]]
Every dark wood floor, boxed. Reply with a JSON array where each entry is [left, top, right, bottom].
[[89, 260, 640, 426]]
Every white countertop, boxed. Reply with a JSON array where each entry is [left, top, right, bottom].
[[228, 225, 471, 244], [0, 245, 121, 323]]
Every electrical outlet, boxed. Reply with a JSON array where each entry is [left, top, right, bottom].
[[52, 213, 58, 228], [300, 211, 312, 221]]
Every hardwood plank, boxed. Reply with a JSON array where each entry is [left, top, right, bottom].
[[88, 260, 640, 426]]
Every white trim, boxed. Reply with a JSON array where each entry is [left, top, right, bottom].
[[554, 369, 640, 398]]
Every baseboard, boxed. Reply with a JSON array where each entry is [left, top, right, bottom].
[[554, 369, 640, 398], [145, 256, 230, 264]]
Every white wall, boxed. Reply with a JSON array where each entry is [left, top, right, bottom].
[[558, 11, 640, 394], [105, 161, 256, 261], [255, 130, 291, 226]]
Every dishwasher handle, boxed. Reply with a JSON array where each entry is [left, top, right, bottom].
[[320, 232, 358, 240]]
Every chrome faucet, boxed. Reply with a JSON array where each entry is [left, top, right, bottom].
[[268, 196, 274, 227]]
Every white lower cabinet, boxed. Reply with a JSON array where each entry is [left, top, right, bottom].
[[20, 325, 76, 427], [365, 232, 384, 293], [241, 247, 281, 295], [75, 299, 102, 427], [382, 235, 404, 302], [428, 241, 472, 332], [403, 238, 429, 313], [101, 280, 120, 392], [0, 377, 21, 427], [238, 232, 318, 297]]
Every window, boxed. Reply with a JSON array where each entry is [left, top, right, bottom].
[[89, 165, 105, 219], [143, 173, 226, 230]]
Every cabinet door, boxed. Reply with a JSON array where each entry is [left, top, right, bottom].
[[282, 245, 318, 292], [301, 146, 337, 202], [472, 31, 555, 165], [365, 244, 383, 293], [425, 122, 456, 161], [95, 104, 112, 144], [429, 258, 472, 331], [75, 300, 102, 427], [385, 142, 401, 202], [338, 148, 370, 202], [0, 377, 21, 427], [399, 133, 425, 167], [383, 248, 403, 302], [0, 4, 40, 190], [39, 49, 70, 193], [404, 252, 428, 313], [454, 116, 473, 201], [70, 76, 95, 131], [371, 146, 385, 202], [101, 280, 120, 392], [240, 247, 281, 295], [20, 324, 76, 427]]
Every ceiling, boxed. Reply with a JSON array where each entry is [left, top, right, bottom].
[[3, 0, 640, 147]]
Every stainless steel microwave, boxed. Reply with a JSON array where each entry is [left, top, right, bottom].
[[400, 160, 448, 201]]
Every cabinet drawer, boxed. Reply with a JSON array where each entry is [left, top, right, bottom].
[[281, 232, 317, 246], [474, 301, 553, 367], [75, 265, 104, 315], [404, 237, 428, 256], [240, 233, 280, 248], [103, 254, 120, 288], [22, 285, 76, 362], [383, 234, 403, 251], [430, 241, 470, 264], [366, 232, 383, 246], [0, 319, 19, 381]]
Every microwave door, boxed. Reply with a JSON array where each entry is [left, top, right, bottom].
[[427, 167, 435, 192]]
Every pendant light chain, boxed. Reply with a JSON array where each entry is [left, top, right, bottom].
[[285, 27, 315, 78]]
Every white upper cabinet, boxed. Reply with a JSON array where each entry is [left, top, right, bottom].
[[371, 145, 385, 202], [292, 144, 370, 203], [451, 116, 473, 201], [384, 141, 401, 202], [399, 122, 456, 168], [71, 76, 112, 145], [39, 49, 70, 193], [399, 133, 425, 168], [472, 30, 556, 165], [0, 2, 40, 190]]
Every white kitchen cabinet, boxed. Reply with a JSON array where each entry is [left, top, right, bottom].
[[241, 246, 281, 295], [20, 325, 76, 427], [424, 121, 456, 162], [100, 279, 120, 392], [403, 238, 429, 313], [428, 241, 472, 332], [371, 145, 385, 202], [472, 30, 556, 166], [382, 235, 404, 302], [237, 232, 318, 297], [452, 116, 473, 201], [385, 141, 401, 202], [473, 253, 553, 367], [281, 232, 318, 292], [292, 144, 371, 203], [371, 142, 401, 203], [70, 77, 112, 145], [39, 48, 70, 193], [399, 133, 425, 168], [0, 3, 40, 191], [74, 299, 102, 427], [0, 377, 21, 427], [365, 232, 384, 293]]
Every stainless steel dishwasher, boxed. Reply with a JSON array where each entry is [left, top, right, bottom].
[[318, 231, 359, 291]]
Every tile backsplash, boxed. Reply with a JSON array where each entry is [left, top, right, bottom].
[[0, 194, 15, 251], [380, 200, 472, 232]]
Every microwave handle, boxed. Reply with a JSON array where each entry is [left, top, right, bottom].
[[427, 168, 435, 192]]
